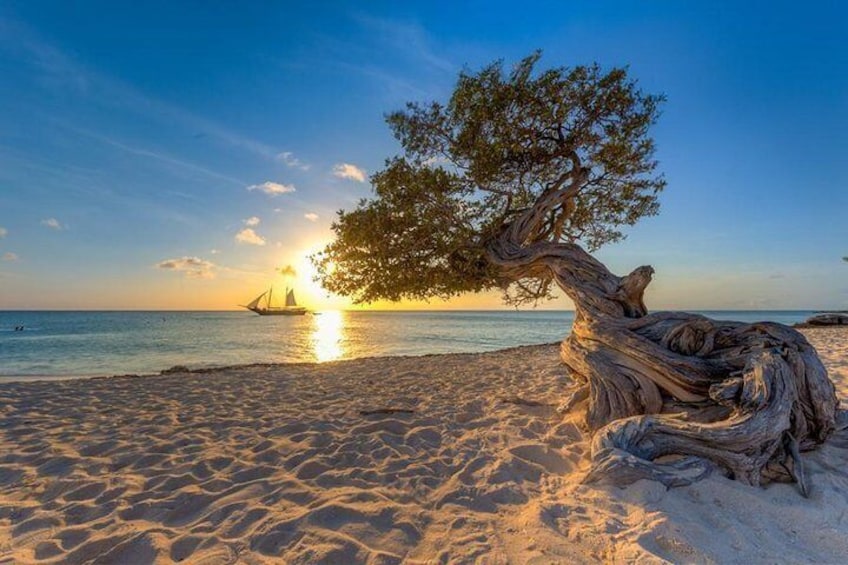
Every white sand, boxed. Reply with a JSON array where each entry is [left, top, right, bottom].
[[0, 328, 846, 564]]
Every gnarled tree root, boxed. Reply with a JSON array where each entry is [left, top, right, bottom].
[[567, 314, 840, 496]]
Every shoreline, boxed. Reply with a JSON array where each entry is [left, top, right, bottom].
[[0, 374, 110, 384], [5, 324, 847, 383], [0, 342, 565, 384], [0, 329, 846, 563]]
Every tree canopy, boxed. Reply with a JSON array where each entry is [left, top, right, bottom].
[[314, 52, 666, 305]]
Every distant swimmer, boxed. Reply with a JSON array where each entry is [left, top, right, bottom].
[[14, 325, 24, 331]]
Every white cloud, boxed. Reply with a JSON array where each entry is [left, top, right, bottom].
[[210, 248, 220, 255], [235, 228, 266, 246], [41, 218, 64, 230], [156, 256, 215, 279], [247, 181, 295, 195], [276, 151, 310, 171], [2, 252, 18, 262], [304, 213, 319, 222], [244, 216, 260, 227], [0, 227, 6, 238], [333, 163, 366, 182]]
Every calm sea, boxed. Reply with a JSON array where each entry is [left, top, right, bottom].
[[0, 310, 814, 379]]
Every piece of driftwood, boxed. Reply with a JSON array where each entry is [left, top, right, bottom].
[[500, 396, 555, 408], [359, 408, 415, 416], [799, 313, 848, 327], [485, 174, 841, 495]]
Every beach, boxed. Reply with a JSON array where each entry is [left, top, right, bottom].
[[1, 327, 846, 564]]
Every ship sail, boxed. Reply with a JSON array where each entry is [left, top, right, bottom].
[[285, 289, 297, 307], [246, 291, 267, 310]]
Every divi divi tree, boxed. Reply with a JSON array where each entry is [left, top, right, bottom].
[[315, 53, 840, 494]]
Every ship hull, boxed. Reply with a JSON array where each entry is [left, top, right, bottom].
[[248, 307, 308, 316]]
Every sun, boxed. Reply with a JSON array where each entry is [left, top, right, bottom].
[[291, 249, 351, 310]]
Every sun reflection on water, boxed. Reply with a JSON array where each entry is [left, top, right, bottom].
[[311, 310, 344, 362]]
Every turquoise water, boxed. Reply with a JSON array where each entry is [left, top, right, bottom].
[[0, 310, 815, 378]]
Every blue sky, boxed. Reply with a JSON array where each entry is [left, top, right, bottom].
[[0, 1, 845, 310]]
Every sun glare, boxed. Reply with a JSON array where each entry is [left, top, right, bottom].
[[291, 249, 353, 311], [311, 309, 344, 362]]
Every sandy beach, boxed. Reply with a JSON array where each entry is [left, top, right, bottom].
[[1, 327, 846, 564]]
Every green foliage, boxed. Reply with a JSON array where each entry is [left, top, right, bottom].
[[316, 161, 495, 303], [315, 52, 666, 304]]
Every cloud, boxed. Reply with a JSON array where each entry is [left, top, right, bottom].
[[354, 15, 455, 74], [304, 213, 319, 222], [156, 256, 215, 279], [41, 218, 64, 230], [2, 252, 18, 262], [244, 216, 260, 227], [210, 248, 220, 255], [278, 265, 297, 277], [276, 151, 310, 171], [247, 181, 295, 195], [333, 163, 365, 182], [0, 227, 6, 238], [235, 228, 266, 246], [318, 16, 455, 101], [333, 163, 367, 182]]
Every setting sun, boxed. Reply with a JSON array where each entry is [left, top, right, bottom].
[[291, 249, 352, 311]]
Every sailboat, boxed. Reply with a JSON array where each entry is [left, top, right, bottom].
[[242, 286, 307, 316]]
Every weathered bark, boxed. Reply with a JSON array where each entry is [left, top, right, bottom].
[[487, 230, 841, 495]]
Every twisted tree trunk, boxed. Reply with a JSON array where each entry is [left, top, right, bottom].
[[487, 232, 841, 495]]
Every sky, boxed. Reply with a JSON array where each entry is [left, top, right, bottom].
[[0, 1, 846, 310]]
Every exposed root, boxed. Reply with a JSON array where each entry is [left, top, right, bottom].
[[572, 315, 838, 494]]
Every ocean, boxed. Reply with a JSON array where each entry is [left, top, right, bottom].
[[0, 310, 815, 379]]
